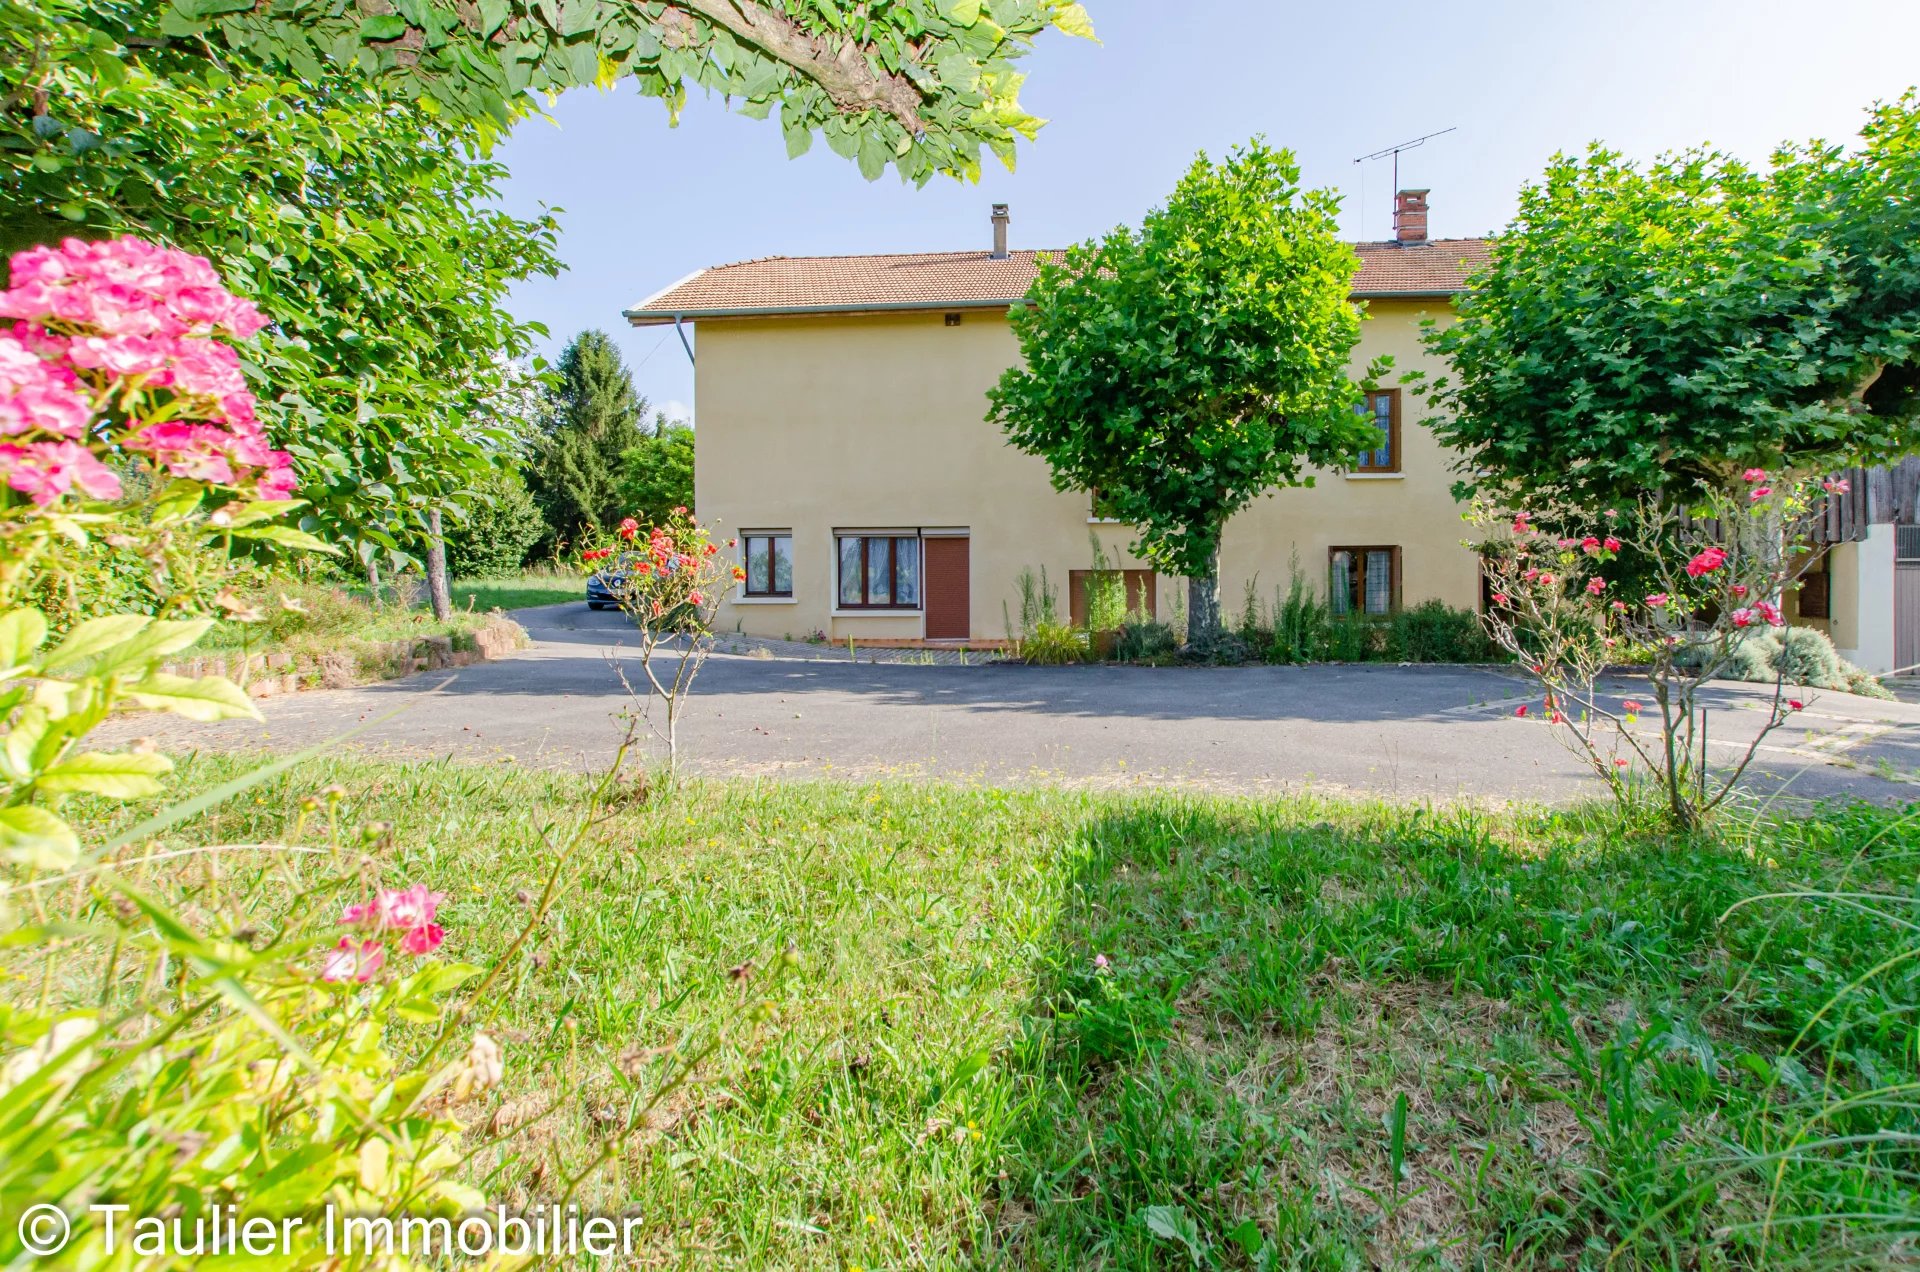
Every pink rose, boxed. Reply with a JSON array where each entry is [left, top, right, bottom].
[[320, 937, 385, 983], [1646, 593, 1669, 609], [1685, 548, 1726, 578], [1743, 468, 1768, 483]]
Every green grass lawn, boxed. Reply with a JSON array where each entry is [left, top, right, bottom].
[[63, 761, 1920, 1268], [446, 570, 580, 613]]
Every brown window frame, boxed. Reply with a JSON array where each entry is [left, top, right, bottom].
[[741, 533, 793, 598], [1329, 545, 1402, 616], [836, 534, 922, 611], [1354, 388, 1402, 474]]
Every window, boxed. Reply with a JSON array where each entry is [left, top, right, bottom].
[[1089, 488, 1123, 522], [742, 533, 792, 597], [836, 535, 920, 609], [1353, 389, 1401, 473], [1329, 546, 1399, 616]]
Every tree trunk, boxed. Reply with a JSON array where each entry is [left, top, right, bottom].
[[425, 507, 453, 621], [1186, 547, 1223, 648], [364, 555, 381, 607]]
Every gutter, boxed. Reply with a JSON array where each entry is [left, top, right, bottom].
[[622, 296, 1027, 326], [626, 290, 1462, 327]]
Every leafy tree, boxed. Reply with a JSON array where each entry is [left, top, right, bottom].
[[620, 421, 697, 525], [444, 467, 548, 578], [988, 139, 1381, 644], [3, 0, 562, 575], [135, 0, 1096, 185], [1423, 95, 1920, 506], [530, 330, 649, 542]]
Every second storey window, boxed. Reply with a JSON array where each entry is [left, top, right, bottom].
[[742, 533, 792, 597], [837, 535, 920, 609], [1354, 389, 1401, 473], [1330, 546, 1399, 616]]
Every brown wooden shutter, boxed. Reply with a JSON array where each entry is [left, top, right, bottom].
[[924, 537, 970, 639]]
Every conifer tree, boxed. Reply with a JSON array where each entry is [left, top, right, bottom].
[[530, 330, 650, 544]]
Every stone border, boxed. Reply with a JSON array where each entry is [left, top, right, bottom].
[[161, 616, 527, 699]]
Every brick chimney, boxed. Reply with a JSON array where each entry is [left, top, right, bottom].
[[991, 203, 1010, 259], [1393, 189, 1429, 245]]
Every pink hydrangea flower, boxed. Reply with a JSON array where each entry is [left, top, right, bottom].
[[0, 441, 122, 505], [320, 937, 385, 983]]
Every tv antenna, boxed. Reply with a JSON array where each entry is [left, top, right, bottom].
[[1353, 126, 1456, 192]]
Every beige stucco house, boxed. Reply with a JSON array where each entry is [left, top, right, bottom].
[[625, 194, 1906, 671]]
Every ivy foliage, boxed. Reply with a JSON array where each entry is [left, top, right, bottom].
[[2, 0, 563, 571], [988, 139, 1380, 600], [146, 0, 1095, 185], [1424, 95, 1920, 505]]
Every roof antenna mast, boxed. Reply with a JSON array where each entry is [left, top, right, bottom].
[[1354, 127, 1456, 234]]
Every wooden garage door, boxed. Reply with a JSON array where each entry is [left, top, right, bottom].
[[924, 536, 970, 640]]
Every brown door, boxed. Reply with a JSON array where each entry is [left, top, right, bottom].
[[1069, 569, 1157, 628], [923, 536, 970, 640]]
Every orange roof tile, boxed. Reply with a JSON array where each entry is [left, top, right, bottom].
[[625, 238, 1490, 325]]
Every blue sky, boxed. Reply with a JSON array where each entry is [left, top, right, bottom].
[[493, 0, 1920, 422]]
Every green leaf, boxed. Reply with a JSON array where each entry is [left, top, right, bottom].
[[229, 524, 340, 553], [41, 615, 152, 674], [359, 14, 409, 40], [946, 0, 982, 23], [0, 609, 49, 673], [221, 499, 307, 530], [125, 673, 262, 723], [38, 751, 174, 799], [0, 806, 79, 870], [1051, 2, 1097, 39], [1140, 1205, 1209, 1266]]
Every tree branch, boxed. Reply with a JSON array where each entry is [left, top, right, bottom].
[[665, 0, 927, 133]]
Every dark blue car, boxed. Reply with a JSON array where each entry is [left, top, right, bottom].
[[585, 556, 633, 611]]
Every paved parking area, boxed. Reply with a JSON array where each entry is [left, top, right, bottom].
[[113, 604, 1920, 804]]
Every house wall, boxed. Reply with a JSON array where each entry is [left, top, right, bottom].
[[1830, 524, 1896, 673], [693, 299, 1480, 643]]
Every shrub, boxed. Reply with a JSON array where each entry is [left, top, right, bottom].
[[444, 466, 547, 577], [1388, 598, 1501, 662], [1678, 624, 1891, 698], [1084, 535, 1128, 633], [1022, 620, 1089, 665], [1268, 568, 1329, 664], [1477, 473, 1851, 828], [1115, 615, 1178, 662]]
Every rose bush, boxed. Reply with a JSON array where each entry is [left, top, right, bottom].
[[1478, 473, 1843, 829], [576, 506, 740, 776]]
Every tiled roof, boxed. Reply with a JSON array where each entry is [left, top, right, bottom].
[[625, 238, 1491, 325]]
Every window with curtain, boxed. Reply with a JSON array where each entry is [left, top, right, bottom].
[[1329, 547, 1398, 616], [742, 533, 792, 597], [1353, 389, 1400, 473], [836, 535, 921, 609]]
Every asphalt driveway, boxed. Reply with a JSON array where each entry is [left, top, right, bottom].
[[115, 603, 1920, 804]]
